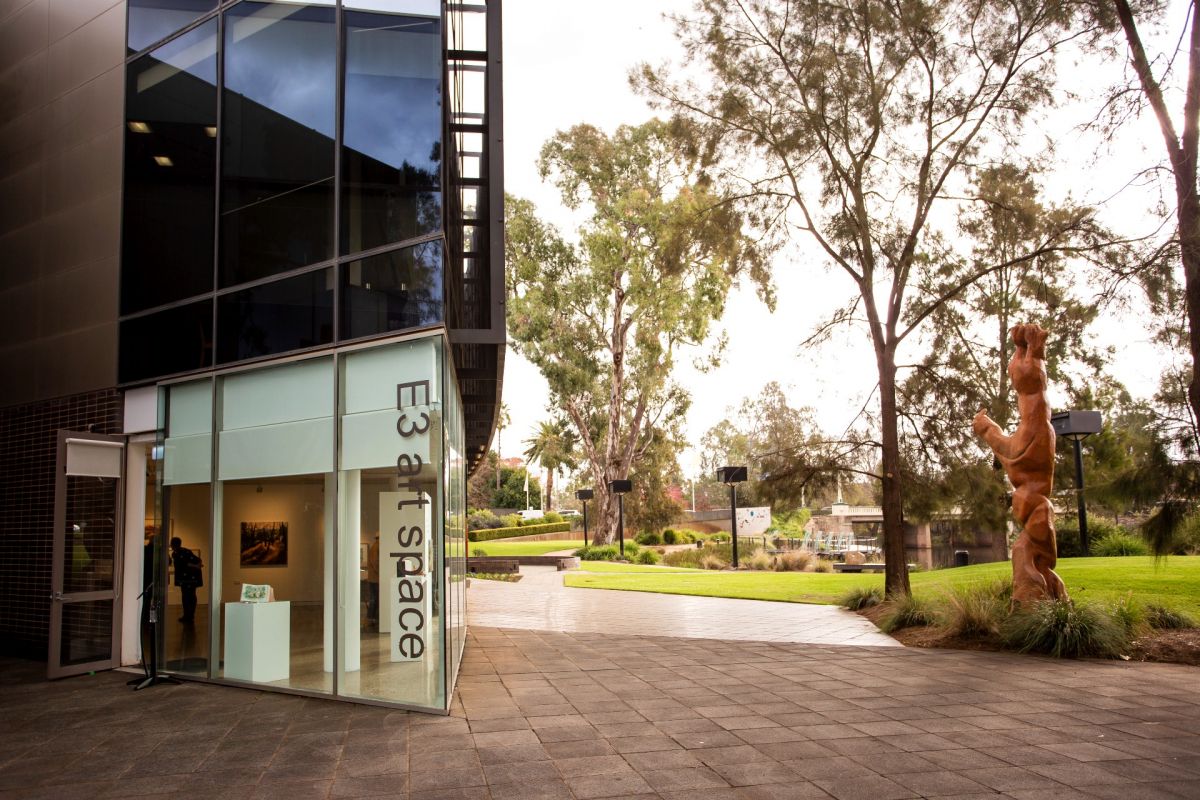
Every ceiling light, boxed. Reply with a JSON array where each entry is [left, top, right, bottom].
[[204, 126, 217, 138], [153, 155, 174, 167], [128, 121, 152, 133]]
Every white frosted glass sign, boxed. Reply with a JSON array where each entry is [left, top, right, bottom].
[[380, 490, 431, 662]]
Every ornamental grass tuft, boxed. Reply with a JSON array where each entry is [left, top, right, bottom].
[[879, 593, 936, 633], [1145, 603, 1196, 629], [936, 580, 1009, 638], [1000, 598, 1128, 659], [840, 585, 884, 611]]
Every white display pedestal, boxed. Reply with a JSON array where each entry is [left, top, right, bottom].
[[224, 601, 290, 683]]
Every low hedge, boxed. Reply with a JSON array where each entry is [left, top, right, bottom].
[[468, 521, 571, 542]]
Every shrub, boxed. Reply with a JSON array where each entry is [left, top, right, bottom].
[[1092, 531, 1150, 557], [635, 549, 660, 565], [1110, 594, 1146, 636], [467, 510, 505, 530], [710, 532, 731, 543], [681, 531, 696, 543], [699, 554, 726, 570], [574, 545, 620, 561], [470, 548, 488, 556], [662, 529, 678, 544], [622, 540, 640, 559], [879, 594, 936, 633], [774, 551, 812, 572], [1001, 599, 1128, 658], [635, 531, 662, 546], [936, 581, 1009, 638], [468, 521, 571, 542], [744, 551, 773, 570], [501, 513, 521, 529], [1145, 604, 1196, 629], [543, 511, 563, 523], [812, 559, 833, 573], [840, 586, 884, 611]]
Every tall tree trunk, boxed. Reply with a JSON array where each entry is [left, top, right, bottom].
[[593, 491, 620, 546], [545, 468, 554, 511], [1114, 0, 1200, 438], [1179, 194, 1200, 439], [877, 347, 912, 598]]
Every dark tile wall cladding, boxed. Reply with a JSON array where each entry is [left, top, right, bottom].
[[0, 388, 122, 658]]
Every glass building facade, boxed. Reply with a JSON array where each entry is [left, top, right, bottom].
[[114, 0, 501, 712]]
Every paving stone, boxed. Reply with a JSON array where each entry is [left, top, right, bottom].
[[709, 760, 802, 786], [639, 765, 730, 791], [565, 770, 655, 798], [812, 773, 918, 800]]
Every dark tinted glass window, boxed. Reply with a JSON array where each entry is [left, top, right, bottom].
[[121, 20, 218, 315], [221, 2, 336, 288], [342, 240, 443, 340], [341, 10, 442, 256], [119, 300, 214, 383], [127, 0, 216, 54], [217, 269, 334, 363]]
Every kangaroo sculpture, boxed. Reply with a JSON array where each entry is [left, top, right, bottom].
[[972, 323, 1067, 604]]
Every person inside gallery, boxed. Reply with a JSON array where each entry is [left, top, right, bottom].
[[367, 533, 380, 629], [170, 536, 203, 624]]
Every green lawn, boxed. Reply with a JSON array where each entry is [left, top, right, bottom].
[[468, 540, 579, 556], [563, 556, 1200, 613], [577, 561, 703, 574]]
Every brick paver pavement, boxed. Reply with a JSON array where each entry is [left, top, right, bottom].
[[1, 627, 1198, 799], [468, 566, 898, 647]]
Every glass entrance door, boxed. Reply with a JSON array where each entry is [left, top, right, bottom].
[[48, 432, 125, 679]]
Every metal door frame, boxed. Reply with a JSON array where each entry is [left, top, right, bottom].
[[48, 430, 126, 679]]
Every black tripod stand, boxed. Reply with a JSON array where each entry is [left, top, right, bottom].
[[127, 581, 180, 691]]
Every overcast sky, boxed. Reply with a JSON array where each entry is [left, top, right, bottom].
[[498, 1, 1181, 481]]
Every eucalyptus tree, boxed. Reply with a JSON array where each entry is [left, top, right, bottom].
[[1107, 0, 1200, 439], [899, 164, 1111, 528], [506, 119, 772, 544], [640, 0, 1108, 595]]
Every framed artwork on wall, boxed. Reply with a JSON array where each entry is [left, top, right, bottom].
[[240, 521, 288, 567]]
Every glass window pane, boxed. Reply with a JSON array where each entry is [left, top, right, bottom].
[[342, 240, 444, 341], [216, 474, 333, 695], [63, 475, 118, 594], [337, 337, 445, 709], [344, 1, 438, 13], [216, 268, 334, 364], [122, 20, 218, 315], [341, 9, 442, 256], [164, 379, 213, 485], [221, 2, 336, 287], [60, 600, 114, 666], [119, 299, 214, 383], [218, 357, 334, 480], [163, 483, 211, 675], [128, 0, 217, 54]]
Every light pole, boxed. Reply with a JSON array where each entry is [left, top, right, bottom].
[[608, 479, 632, 556], [575, 488, 593, 548], [1051, 410, 1103, 556], [717, 466, 748, 568]]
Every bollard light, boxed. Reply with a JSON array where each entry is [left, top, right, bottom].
[[608, 480, 632, 555], [1051, 410, 1102, 556], [717, 466, 748, 568]]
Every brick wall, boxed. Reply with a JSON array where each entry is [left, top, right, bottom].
[[0, 388, 122, 659]]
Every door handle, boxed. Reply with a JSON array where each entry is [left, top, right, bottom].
[[50, 592, 63, 601]]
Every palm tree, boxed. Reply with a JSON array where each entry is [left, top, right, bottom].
[[524, 418, 579, 511], [494, 402, 511, 492]]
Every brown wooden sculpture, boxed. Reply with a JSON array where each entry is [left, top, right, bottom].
[[972, 323, 1067, 604]]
